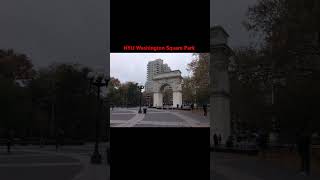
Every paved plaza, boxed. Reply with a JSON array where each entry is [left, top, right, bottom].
[[212, 152, 320, 180], [0, 143, 109, 180], [110, 107, 209, 127]]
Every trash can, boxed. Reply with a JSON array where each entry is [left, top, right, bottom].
[[143, 108, 147, 114]]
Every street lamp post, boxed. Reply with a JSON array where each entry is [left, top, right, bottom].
[[88, 72, 109, 164], [137, 84, 144, 113]]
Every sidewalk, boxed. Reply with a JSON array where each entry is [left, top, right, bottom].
[[38, 143, 109, 180], [70, 153, 108, 180], [258, 149, 320, 177], [212, 152, 320, 180], [0, 143, 109, 180]]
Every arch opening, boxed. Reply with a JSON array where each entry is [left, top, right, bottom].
[[160, 84, 173, 106]]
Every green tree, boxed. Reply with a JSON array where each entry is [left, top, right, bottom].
[[107, 78, 143, 107], [126, 82, 140, 107], [0, 49, 34, 137], [182, 76, 194, 104], [108, 77, 122, 106], [0, 76, 31, 136], [29, 63, 102, 139], [186, 53, 210, 105]]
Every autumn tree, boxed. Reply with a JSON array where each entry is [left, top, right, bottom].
[[0, 49, 35, 79], [182, 76, 195, 104], [230, 47, 274, 131], [186, 53, 210, 105], [243, 0, 320, 136]]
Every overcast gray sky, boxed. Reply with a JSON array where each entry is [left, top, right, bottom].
[[211, 0, 259, 48], [0, 0, 109, 70], [0, 0, 259, 72], [110, 53, 194, 85]]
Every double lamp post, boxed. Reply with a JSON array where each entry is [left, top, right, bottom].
[[136, 84, 144, 113], [88, 72, 110, 164]]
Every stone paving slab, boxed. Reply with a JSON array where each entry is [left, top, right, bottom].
[[212, 173, 228, 180], [110, 107, 209, 127], [0, 165, 82, 180], [144, 109, 166, 112], [0, 155, 78, 164], [0, 150, 40, 155], [111, 114, 135, 120], [174, 110, 209, 124], [111, 111, 134, 114], [0, 144, 108, 180], [142, 113, 185, 122], [111, 123, 122, 126], [73, 164, 107, 180], [134, 124, 184, 127], [212, 152, 320, 180]]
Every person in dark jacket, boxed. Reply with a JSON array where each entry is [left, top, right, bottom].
[[218, 134, 222, 145], [6, 130, 15, 153], [7, 132, 12, 153], [213, 133, 218, 147], [55, 128, 65, 151], [297, 131, 311, 175], [203, 104, 207, 116], [55, 131, 59, 151], [257, 132, 268, 158]]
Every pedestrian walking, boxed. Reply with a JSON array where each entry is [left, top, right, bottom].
[[297, 131, 311, 176], [7, 130, 14, 154], [218, 134, 222, 145], [226, 136, 234, 148], [60, 129, 65, 146], [40, 136, 45, 148], [257, 132, 268, 158], [213, 133, 218, 147], [203, 104, 207, 116], [55, 128, 64, 151], [7, 136, 11, 154], [55, 131, 59, 151]]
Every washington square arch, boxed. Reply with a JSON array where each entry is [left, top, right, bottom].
[[152, 70, 183, 108], [210, 25, 233, 146]]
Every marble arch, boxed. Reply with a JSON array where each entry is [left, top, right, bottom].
[[210, 25, 233, 146], [152, 70, 183, 108]]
